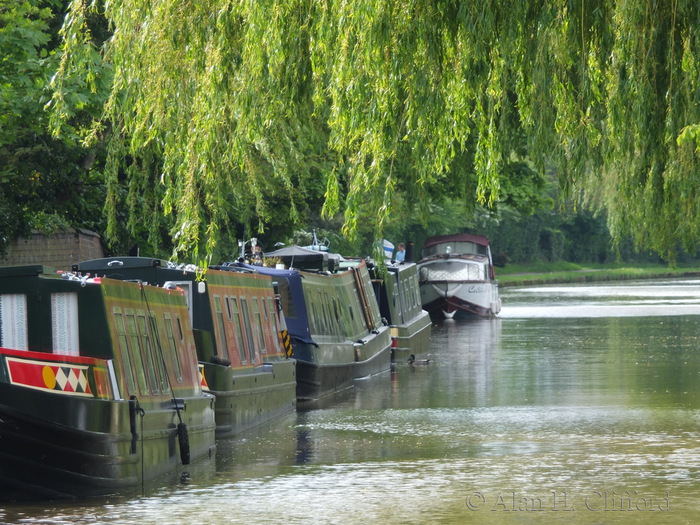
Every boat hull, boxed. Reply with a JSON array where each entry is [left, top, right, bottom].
[[295, 359, 356, 401], [202, 359, 297, 438], [0, 382, 216, 499], [353, 327, 392, 379], [390, 309, 432, 361], [420, 280, 501, 318], [292, 325, 391, 401], [292, 340, 357, 401]]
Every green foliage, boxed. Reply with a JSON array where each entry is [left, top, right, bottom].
[[47, 0, 700, 263], [0, 0, 54, 144], [1, 0, 56, 253], [0, 0, 107, 255]]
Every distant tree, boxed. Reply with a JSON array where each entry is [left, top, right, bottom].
[[0, 0, 107, 255]]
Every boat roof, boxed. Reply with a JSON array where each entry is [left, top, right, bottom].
[[422, 233, 491, 249], [265, 245, 345, 263], [0, 264, 53, 278]]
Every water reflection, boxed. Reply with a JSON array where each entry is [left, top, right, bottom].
[[3, 280, 700, 524]]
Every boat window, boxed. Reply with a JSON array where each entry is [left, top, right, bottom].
[[163, 314, 183, 383], [422, 241, 487, 257], [0, 293, 28, 350], [304, 289, 316, 333], [335, 288, 351, 336], [325, 289, 340, 336], [137, 314, 160, 394], [240, 297, 256, 364], [421, 263, 486, 282], [113, 309, 137, 394], [50, 292, 80, 356], [176, 316, 184, 342], [331, 296, 341, 337], [225, 296, 233, 321], [268, 297, 281, 352], [332, 291, 342, 336], [350, 284, 365, 333], [317, 291, 327, 335], [125, 312, 150, 394], [261, 297, 269, 322], [252, 297, 266, 355], [314, 290, 322, 335], [149, 312, 170, 393], [213, 295, 230, 362], [310, 300, 318, 334], [230, 297, 246, 364], [412, 276, 422, 309]]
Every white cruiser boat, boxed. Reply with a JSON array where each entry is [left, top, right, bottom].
[[417, 234, 501, 319]]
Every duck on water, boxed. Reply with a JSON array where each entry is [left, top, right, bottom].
[[407, 354, 432, 365]]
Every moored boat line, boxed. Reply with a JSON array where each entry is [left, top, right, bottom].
[[72, 257, 297, 438], [225, 259, 393, 401], [0, 265, 216, 499], [0, 245, 433, 499]]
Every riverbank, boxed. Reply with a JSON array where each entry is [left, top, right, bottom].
[[496, 261, 700, 287]]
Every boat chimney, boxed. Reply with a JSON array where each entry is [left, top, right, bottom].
[[406, 241, 414, 262]]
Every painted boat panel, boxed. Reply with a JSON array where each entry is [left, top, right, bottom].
[[0, 266, 216, 499]]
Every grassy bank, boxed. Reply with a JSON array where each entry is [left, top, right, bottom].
[[496, 261, 700, 287]]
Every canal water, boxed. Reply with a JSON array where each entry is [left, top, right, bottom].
[[3, 279, 700, 524]]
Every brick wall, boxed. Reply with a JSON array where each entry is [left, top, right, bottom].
[[0, 229, 104, 271]]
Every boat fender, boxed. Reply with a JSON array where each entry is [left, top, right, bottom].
[[210, 355, 232, 366], [128, 395, 142, 454], [177, 422, 191, 465]]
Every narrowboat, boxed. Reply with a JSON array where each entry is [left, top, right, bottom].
[[369, 261, 432, 361], [0, 265, 216, 499], [72, 257, 297, 438], [417, 234, 502, 319], [226, 257, 392, 401]]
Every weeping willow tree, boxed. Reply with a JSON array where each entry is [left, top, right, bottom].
[[50, 0, 700, 262]]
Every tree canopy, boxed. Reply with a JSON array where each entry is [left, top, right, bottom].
[[50, 0, 700, 262]]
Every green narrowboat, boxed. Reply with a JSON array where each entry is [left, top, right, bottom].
[[0, 265, 216, 499], [231, 259, 392, 401], [370, 261, 432, 362], [72, 258, 297, 438]]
